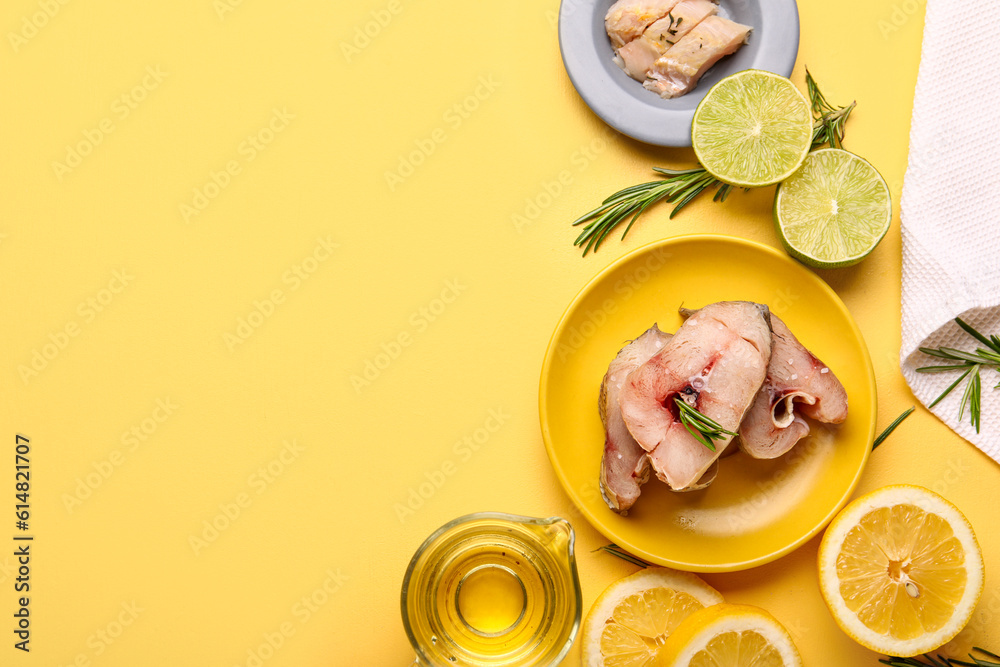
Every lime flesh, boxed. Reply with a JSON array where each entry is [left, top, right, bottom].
[[774, 148, 892, 268], [692, 69, 813, 188]]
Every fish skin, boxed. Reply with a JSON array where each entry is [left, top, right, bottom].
[[605, 0, 681, 48], [738, 314, 849, 459], [619, 301, 772, 490], [643, 15, 752, 99], [679, 459, 719, 491], [599, 325, 672, 513]]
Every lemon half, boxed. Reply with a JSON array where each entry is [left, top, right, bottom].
[[661, 603, 803, 667], [582, 567, 724, 667], [818, 485, 984, 657]]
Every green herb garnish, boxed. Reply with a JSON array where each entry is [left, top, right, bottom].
[[593, 543, 651, 568], [917, 317, 1000, 433], [571, 168, 734, 255], [571, 71, 854, 255], [806, 68, 855, 150], [674, 396, 736, 452], [871, 407, 915, 450], [880, 647, 1000, 666], [667, 13, 681, 35]]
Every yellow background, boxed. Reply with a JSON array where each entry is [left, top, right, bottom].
[[1, 0, 997, 665]]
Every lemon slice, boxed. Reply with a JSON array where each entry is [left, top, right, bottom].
[[582, 567, 724, 667], [661, 603, 803, 666], [774, 148, 892, 268], [692, 69, 813, 188], [818, 485, 984, 657]]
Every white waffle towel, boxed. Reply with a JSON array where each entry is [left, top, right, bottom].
[[900, 0, 1000, 464]]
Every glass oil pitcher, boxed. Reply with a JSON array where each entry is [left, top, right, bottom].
[[401, 512, 582, 666]]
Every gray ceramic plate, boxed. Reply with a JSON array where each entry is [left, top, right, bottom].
[[558, 0, 800, 147]]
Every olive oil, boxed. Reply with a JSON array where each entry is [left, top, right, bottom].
[[456, 564, 526, 636], [401, 513, 581, 667]]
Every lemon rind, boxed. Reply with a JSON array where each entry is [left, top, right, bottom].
[[666, 604, 803, 667], [582, 567, 724, 667]]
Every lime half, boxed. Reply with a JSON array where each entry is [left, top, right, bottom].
[[692, 69, 813, 188], [774, 148, 891, 268]]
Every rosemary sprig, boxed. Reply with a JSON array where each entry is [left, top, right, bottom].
[[806, 68, 855, 150], [916, 317, 1000, 433], [880, 647, 1000, 666], [571, 72, 856, 255], [571, 168, 732, 255], [871, 407, 915, 450], [674, 396, 736, 452]]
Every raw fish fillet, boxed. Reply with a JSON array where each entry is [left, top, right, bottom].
[[599, 325, 720, 511], [737, 314, 849, 458], [619, 301, 772, 490], [605, 0, 680, 48], [599, 325, 672, 513], [643, 15, 751, 99], [616, 0, 719, 81]]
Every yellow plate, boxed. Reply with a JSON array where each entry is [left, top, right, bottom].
[[539, 235, 876, 572]]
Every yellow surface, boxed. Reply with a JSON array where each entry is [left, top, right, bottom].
[[0, 1, 997, 666]]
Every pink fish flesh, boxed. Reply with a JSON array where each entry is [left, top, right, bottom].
[[619, 301, 772, 490], [737, 314, 849, 459]]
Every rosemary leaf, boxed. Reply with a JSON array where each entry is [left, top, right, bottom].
[[880, 655, 954, 667], [916, 364, 976, 373], [938, 348, 990, 364], [957, 317, 1000, 354], [972, 647, 1000, 662], [960, 365, 982, 432], [927, 367, 973, 409], [674, 398, 737, 452], [977, 348, 1000, 365], [594, 544, 652, 568], [680, 418, 716, 452], [881, 648, 1000, 667], [919, 347, 968, 360], [871, 407, 915, 450]]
